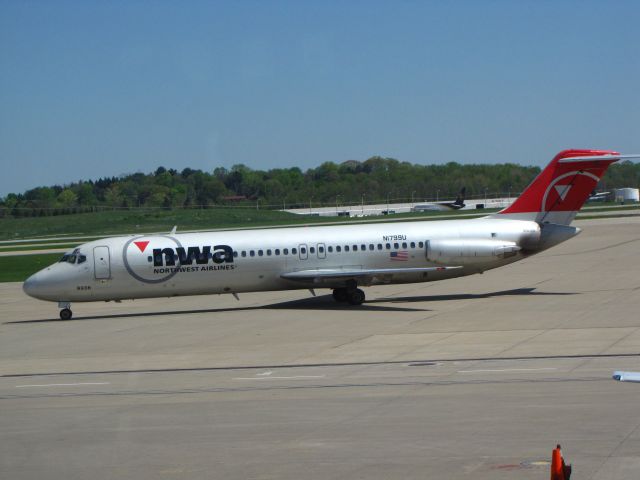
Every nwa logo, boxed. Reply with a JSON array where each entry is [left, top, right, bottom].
[[542, 171, 600, 212], [151, 245, 233, 266], [123, 236, 235, 284]]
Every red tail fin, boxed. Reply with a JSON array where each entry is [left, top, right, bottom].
[[496, 149, 620, 225]]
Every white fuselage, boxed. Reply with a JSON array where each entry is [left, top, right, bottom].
[[24, 217, 547, 304]]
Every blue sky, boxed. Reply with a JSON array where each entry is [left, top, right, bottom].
[[1, 0, 639, 196]]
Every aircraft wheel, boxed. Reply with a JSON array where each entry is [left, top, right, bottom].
[[332, 288, 349, 302], [60, 308, 72, 320], [347, 288, 365, 305]]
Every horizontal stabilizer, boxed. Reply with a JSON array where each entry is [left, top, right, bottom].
[[559, 154, 640, 163]]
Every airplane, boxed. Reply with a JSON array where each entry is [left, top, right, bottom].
[[612, 371, 640, 383], [411, 187, 466, 212], [587, 190, 610, 202], [23, 149, 639, 320]]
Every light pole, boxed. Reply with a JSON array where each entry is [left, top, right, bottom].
[[335, 195, 340, 215]]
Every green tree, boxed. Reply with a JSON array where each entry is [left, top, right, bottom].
[[57, 189, 78, 208]]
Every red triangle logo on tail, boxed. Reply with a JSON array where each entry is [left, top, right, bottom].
[[134, 241, 150, 252]]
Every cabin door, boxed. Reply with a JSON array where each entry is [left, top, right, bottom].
[[93, 246, 111, 280]]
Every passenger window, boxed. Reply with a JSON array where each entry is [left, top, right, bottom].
[[241, 251, 247, 257], [418, 241, 424, 248], [369, 244, 374, 251], [385, 243, 391, 250], [267, 249, 272, 256], [283, 248, 289, 255], [258, 250, 264, 256], [410, 242, 415, 248], [361, 244, 366, 250], [402, 242, 407, 249], [319, 246, 324, 253], [233, 251, 238, 258], [301, 247, 306, 254], [353, 245, 358, 251], [393, 243, 398, 249], [336, 246, 341, 252], [275, 249, 280, 255], [345, 246, 350, 252], [310, 247, 315, 254], [292, 248, 297, 254], [328, 246, 333, 253], [250, 250, 255, 257], [377, 244, 382, 250]]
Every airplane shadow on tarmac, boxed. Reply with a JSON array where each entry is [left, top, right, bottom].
[[368, 287, 576, 304], [7, 288, 575, 324]]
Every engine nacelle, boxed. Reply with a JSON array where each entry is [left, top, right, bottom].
[[427, 239, 521, 266]]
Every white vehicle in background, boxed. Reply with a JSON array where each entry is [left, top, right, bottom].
[[23, 149, 638, 320]]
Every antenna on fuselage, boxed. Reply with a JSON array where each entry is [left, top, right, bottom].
[[170, 225, 177, 235]]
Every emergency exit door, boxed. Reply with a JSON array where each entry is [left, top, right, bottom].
[[93, 246, 111, 280]]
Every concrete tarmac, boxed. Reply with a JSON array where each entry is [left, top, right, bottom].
[[1, 216, 640, 479]]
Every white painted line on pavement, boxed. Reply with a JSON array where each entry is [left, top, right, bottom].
[[233, 375, 325, 381], [457, 368, 557, 374], [15, 382, 110, 388]]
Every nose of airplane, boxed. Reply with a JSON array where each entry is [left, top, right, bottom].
[[22, 269, 62, 301], [23, 273, 40, 298]]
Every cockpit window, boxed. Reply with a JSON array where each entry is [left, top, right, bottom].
[[59, 254, 83, 264], [59, 247, 84, 265]]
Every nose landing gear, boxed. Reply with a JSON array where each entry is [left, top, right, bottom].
[[58, 302, 73, 320]]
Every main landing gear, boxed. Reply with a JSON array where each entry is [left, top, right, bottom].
[[332, 281, 366, 306], [58, 302, 73, 320]]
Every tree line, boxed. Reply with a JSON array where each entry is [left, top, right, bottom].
[[1, 157, 639, 217]]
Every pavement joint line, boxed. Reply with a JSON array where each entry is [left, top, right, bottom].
[[0, 376, 612, 402], [2, 352, 639, 378]]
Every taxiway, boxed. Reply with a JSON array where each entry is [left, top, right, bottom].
[[1, 216, 639, 479]]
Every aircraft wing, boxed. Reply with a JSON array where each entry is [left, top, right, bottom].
[[281, 266, 463, 283]]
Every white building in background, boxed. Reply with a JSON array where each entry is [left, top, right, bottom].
[[615, 188, 640, 203]]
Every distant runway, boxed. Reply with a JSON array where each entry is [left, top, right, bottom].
[[1, 216, 640, 480]]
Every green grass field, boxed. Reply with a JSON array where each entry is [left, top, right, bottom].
[[0, 208, 308, 241], [0, 207, 501, 241], [0, 254, 61, 282], [3, 203, 637, 242]]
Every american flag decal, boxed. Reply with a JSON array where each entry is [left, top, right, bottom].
[[390, 250, 409, 261]]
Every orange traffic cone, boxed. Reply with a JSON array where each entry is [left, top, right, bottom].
[[551, 444, 571, 480]]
